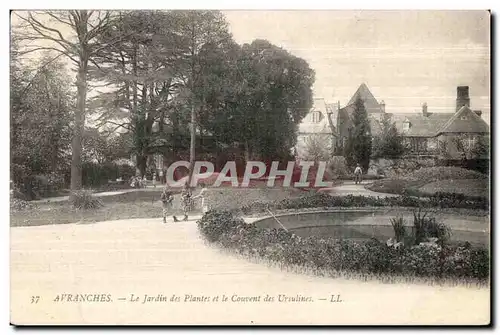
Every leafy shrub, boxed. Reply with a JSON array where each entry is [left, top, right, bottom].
[[390, 217, 407, 243], [70, 189, 103, 210], [198, 211, 489, 283], [429, 192, 489, 210], [197, 210, 245, 243], [411, 208, 451, 245], [81, 162, 136, 187], [10, 197, 37, 211], [407, 167, 487, 183], [239, 192, 486, 216], [117, 164, 135, 181]]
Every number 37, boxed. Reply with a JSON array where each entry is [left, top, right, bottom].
[[30, 296, 40, 304]]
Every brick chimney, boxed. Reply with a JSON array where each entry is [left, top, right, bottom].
[[422, 102, 429, 117], [380, 100, 385, 113], [456, 86, 470, 112]]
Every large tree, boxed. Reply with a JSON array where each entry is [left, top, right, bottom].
[[10, 53, 73, 195], [372, 114, 406, 159], [90, 10, 233, 180], [200, 39, 315, 163], [168, 10, 232, 185], [14, 10, 117, 198], [344, 97, 372, 171]]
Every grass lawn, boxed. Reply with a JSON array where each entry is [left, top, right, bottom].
[[10, 189, 164, 227], [366, 167, 489, 198], [10, 185, 305, 227], [419, 179, 489, 198]]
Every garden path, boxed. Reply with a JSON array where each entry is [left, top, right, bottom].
[[320, 181, 397, 198], [11, 216, 488, 325]]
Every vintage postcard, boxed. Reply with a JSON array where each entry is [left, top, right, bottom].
[[10, 10, 491, 325]]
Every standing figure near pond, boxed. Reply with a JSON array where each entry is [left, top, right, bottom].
[[354, 163, 363, 185], [174, 183, 194, 222]]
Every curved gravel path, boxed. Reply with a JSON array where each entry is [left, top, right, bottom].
[[11, 216, 489, 325]]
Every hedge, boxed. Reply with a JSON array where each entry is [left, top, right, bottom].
[[237, 192, 488, 216], [198, 211, 489, 284]]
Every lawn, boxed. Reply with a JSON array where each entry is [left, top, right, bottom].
[[10, 185, 305, 227], [366, 167, 489, 198], [10, 189, 164, 227]]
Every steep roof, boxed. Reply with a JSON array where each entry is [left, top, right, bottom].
[[347, 83, 383, 113], [439, 106, 490, 134], [338, 104, 383, 136]]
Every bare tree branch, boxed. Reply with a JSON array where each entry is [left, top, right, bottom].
[[18, 46, 79, 65]]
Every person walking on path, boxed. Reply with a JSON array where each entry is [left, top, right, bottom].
[[354, 163, 363, 185], [152, 172, 157, 188], [160, 187, 174, 223], [174, 183, 194, 222], [159, 169, 164, 185]]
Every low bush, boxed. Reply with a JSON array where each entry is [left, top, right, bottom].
[[70, 189, 104, 210], [407, 167, 487, 183], [198, 211, 489, 283], [429, 192, 489, 209], [10, 197, 37, 212], [411, 208, 451, 245], [238, 192, 487, 215], [390, 217, 406, 243]]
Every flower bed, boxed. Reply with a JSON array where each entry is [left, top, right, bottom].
[[198, 211, 489, 284]]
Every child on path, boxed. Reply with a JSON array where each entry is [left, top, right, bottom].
[[192, 182, 209, 214], [174, 183, 194, 222], [160, 187, 174, 223]]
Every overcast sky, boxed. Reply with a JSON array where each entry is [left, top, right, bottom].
[[224, 10, 490, 122], [12, 10, 491, 123]]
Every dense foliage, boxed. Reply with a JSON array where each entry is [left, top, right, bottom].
[[372, 115, 406, 159], [343, 97, 372, 171], [198, 211, 489, 283], [237, 192, 488, 215]]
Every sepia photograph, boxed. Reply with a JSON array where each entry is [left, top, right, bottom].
[[9, 9, 491, 326]]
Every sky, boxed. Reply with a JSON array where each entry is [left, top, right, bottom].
[[11, 10, 491, 123], [223, 10, 490, 123]]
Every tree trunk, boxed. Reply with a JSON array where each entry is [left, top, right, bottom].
[[70, 60, 87, 197], [187, 103, 196, 186], [136, 154, 147, 177], [244, 140, 250, 163]]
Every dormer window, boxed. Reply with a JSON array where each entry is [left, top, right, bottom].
[[403, 120, 411, 131], [311, 111, 322, 123]]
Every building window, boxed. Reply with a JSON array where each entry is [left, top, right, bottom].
[[311, 111, 322, 123], [410, 138, 428, 152], [465, 135, 477, 150], [403, 121, 410, 131]]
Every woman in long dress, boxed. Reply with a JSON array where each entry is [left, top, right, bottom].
[[192, 182, 209, 214], [174, 183, 194, 222]]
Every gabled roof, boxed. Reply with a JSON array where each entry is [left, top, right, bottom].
[[439, 106, 490, 134], [298, 98, 337, 135], [388, 106, 490, 137], [346, 83, 383, 113]]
